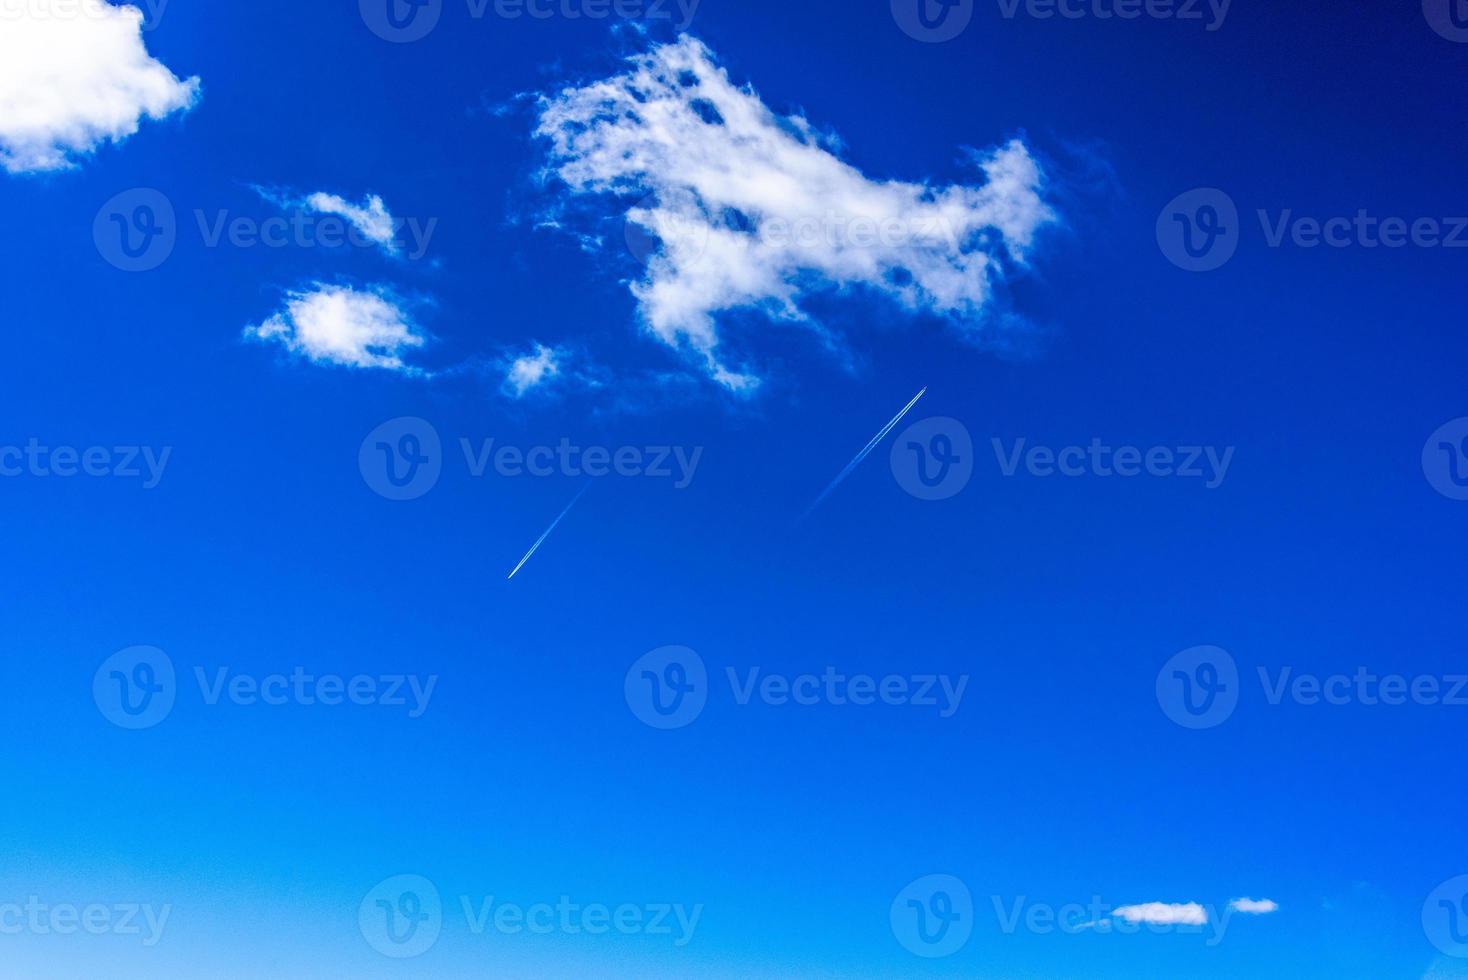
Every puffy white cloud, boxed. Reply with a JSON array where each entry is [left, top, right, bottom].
[[303, 192, 398, 254], [244, 284, 425, 372], [502, 343, 563, 397], [1229, 898, 1279, 915], [1111, 902, 1208, 927], [535, 36, 1053, 390], [0, 0, 199, 173]]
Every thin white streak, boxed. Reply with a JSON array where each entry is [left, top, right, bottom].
[[507, 485, 589, 580], [798, 387, 928, 523]]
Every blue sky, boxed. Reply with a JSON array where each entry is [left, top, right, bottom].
[[2, 0, 1468, 977]]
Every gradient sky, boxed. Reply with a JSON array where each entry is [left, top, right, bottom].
[[2, 0, 1467, 977]]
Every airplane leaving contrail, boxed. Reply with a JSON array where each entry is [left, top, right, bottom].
[[507, 484, 589, 580], [798, 386, 928, 523]]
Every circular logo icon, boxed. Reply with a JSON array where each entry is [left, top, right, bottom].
[[93, 646, 176, 730], [892, 0, 974, 42], [891, 417, 974, 501], [93, 188, 176, 273], [1156, 645, 1239, 730], [624, 192, 711, 269], [891, 874, 973, 958], [360, 875, 442, 958], [1156, 188, 1240, 272], [360, 0, 442, 42], [1423, 418, 1468, 501], [1424, 876, 1468, 957], [624, 646, 708, 730], [359, 417, 442, 501], [1424, 0, 1468, 42]]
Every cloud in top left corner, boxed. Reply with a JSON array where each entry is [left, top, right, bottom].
[[0, 0, 200, 174]]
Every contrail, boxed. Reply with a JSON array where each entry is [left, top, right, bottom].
[[507, 484, 589, 580], [798, 387, 928, 523]]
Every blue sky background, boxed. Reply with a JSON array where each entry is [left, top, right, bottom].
[[2, 0, 1467, 976]]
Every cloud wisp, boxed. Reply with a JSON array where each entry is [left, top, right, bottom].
[[535, 36, 1054, 390], [1228, 898, 1280, 915], [244, 284, 427, 373], [0, 0, 199, 173], [502, 343, 565, 398]]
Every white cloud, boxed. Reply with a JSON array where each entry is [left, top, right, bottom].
[[535, 36, 1054, 390], [503, 343, 563, 397], [1111, 902, 1208, 927], [0, 0, 199, 173], [1229, 898, 1279, 915], [244, 284, 425, 372], [303, 192, 399, 254]]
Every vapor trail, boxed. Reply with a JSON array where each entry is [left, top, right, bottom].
[[798, 387, 928, 523], [507, 484, 589, 580]]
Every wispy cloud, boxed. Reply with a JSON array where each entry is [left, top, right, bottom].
[[1111, 902, 1208, 927], [0, 0, 200, 173], [535, 36, 1053, 390], [304, 192, 399, 254], [502, 343, 564, 398], [244, 284, 426, 372], [1229, 898, 1279, 915]]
